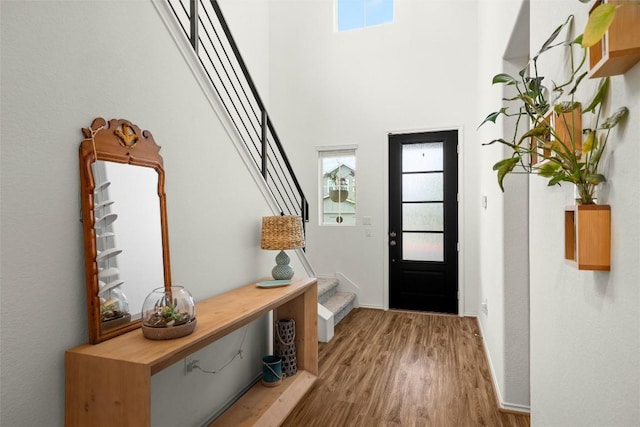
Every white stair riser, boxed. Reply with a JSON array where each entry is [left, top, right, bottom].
[[317, 277, 356, 342]]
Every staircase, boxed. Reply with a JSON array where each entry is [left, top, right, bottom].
[[165, 0, 309, 224], [159, 2, 360, 329], [317, 277, 356, 342]]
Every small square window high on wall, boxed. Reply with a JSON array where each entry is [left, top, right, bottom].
[[336, 0, 393, 32]]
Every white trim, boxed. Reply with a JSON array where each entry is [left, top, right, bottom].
[[476, 315, 531, 414], [501, 402, 531, 414], [382, 134, 390, 310], [388, 124, 464, 136], [317, 303, 335, 343], [457, 125, 466, 316], [316, 144, 359, 152], [357, 303, 384, 310], [318, 149, 357, 228]]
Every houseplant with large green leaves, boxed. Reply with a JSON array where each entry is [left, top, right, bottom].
[[480, 13, 628, 204]]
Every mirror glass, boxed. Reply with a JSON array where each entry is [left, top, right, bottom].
[[93, 161, 164, 328], [80, 117, 171, 343]]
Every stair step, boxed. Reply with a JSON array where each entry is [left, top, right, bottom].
[[323, 291, 356, 325], [317, 277, 339, 305]]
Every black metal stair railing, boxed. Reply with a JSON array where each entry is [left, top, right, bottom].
[[167, 0, 308, 223]]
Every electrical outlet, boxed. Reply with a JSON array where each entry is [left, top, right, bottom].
[[184, 358, 199, 375], [481, 298, 488, 314]]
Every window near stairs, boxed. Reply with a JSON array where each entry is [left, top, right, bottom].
[[336, 0, 393, 32], [318, 147, 357, 225]]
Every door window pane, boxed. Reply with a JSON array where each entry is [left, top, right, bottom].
[[402, 232, 444, 262], [403, 203, 443, 231], [402, 173, 443, 202], [402, 142, 443, 172]]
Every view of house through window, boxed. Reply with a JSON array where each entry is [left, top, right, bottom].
[[320, 150, 356, 225], [336, 0, 394, 32]]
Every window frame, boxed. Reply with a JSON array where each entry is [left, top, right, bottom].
[[317, 145, 358, 226]]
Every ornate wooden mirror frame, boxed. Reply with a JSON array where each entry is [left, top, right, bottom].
[[79, 117, 172, 344]]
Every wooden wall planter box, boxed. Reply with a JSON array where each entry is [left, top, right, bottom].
[[564, 205, 611, 270], [588, 0, 640, 78], [531, 106, 582, 166]]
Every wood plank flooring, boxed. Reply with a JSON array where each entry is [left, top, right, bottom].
[[283, 308, 530, 427]]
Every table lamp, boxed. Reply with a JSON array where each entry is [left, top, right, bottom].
[[261, 215, 305, 280]]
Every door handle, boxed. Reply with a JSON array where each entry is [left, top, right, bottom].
[[389, 231, 396, 237], [389, 240, 396, 246]]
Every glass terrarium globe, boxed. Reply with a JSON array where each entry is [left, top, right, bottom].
[[141, 286, 197, 340], [100, 287, 131, 331]]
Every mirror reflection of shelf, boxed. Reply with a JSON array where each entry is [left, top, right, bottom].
[[94, 213, 118, 230], [98, 267, 120, 279], [94, 199, 114, 210], [93, 163, 130, 329], [96, 247, 122, 262], [100, 279, 126, 295], [94, 181, 111, 194]]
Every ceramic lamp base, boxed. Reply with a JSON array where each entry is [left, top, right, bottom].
[[272, 250, 294, 280]]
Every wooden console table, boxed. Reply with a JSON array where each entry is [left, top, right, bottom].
[[65, 277, 318, 426]]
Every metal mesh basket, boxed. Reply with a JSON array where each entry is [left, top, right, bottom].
[[275, 318, 297, 377]]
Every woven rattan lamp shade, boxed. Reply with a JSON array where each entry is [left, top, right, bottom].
[[261, 216, 305, 250]]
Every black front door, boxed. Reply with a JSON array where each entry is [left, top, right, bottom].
[[388, 130, 458, 313]]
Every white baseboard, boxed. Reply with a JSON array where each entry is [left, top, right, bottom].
[[200, 373, 262, 426], [475, 316, 531, 415], [356, 303, 383, 310]]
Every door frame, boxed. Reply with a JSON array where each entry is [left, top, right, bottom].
[[383, 125, 466, 315]]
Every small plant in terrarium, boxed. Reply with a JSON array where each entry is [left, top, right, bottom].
[[100, 300, 123, 322], [100, 288, 129, 322], [144, 296, 192, 327], [141, 286, 197, 340]]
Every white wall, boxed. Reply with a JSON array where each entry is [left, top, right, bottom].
[[0, 1, 281, 425], [218, 0, 271, 103], [266, 0, 480, 313], [476, 0, 531, 410], [527, 1, 640, 425], [4, 1, 637, 425]]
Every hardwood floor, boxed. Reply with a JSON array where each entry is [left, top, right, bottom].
[[283, 308, 530, 427]]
